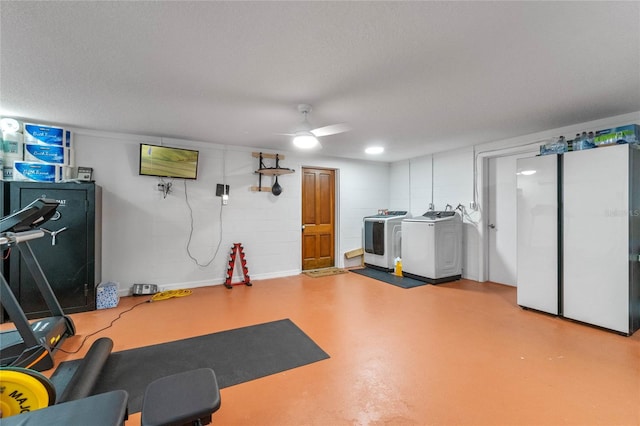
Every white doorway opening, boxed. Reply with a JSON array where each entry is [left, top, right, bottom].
[[476, 144, 540, 283]]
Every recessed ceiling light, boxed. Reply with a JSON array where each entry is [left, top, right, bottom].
[[365, 146, 384, 155]]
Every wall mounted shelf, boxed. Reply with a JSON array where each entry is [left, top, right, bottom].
[[251, 152, 295, 193], [255, 168, 294, 176]]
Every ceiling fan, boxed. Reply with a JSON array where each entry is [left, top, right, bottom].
[[283, 104, 351, 149]]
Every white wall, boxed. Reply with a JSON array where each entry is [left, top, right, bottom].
[[40, 109, 640, 294], [408, 155, 433, 216], [390, 111, 640, 282], [296, 155, 389, 269], [389, 160, 410, 211], [394, 146, 479, 279], [72, 130, 389, 294], [473, 111, 640, 282]]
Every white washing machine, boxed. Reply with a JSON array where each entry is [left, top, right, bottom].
[[363, 211, 410, 271], [401, 211, 463, 283]]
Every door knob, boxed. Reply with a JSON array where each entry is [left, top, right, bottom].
[[488, 224, 496, 229], [301, 225, 306, 231]]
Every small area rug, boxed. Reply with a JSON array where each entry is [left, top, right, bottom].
[[350, 267, 429, 289], [303, 267, 348, 278], [50, 319, 329, 413]]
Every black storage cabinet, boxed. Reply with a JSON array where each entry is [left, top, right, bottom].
[[1, 181, 101, 321]]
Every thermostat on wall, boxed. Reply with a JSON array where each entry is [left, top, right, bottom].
[[77, 167, 93, 181]]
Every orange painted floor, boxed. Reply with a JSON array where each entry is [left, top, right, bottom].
[[12, 273, 640, 425]]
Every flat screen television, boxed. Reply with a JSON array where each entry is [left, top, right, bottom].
[[139, 143, 199, 180]]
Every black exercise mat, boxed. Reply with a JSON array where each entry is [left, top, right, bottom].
[[350, 267, 429, 288], [51, 319, 329, 413]]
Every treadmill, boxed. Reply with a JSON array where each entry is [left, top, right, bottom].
[[0, 198, 76, 371]]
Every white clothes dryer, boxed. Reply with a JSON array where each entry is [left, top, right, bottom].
[[363, 211, 410, 271]]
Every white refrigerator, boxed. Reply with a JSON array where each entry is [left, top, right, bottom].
[[517, 144, 640, 335]]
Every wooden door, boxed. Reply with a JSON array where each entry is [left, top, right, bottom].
[[301, 168, 335, 270]]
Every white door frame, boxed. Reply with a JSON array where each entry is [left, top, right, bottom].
[[475, 143, 541, 282]]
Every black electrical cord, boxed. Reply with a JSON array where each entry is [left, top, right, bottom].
[[184, 180, 224, 267], [57, 299, 150, 354]]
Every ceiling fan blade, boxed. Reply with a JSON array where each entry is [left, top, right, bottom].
[[311, 123, 351, 137], [275, 132, 296, 136]]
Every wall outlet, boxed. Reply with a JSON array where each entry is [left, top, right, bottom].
[[469, 202, 477, 210], [222, 194, 229, 205]]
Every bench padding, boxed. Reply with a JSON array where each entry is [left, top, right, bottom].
[[141, 368, 221, 426]]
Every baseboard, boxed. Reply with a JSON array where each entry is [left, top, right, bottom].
[[118, 269, 302, 297]]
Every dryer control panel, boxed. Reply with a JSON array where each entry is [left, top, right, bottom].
[[422, 211, 456, 219]]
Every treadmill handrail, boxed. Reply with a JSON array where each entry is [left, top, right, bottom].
[[0, 230, 45, 248]]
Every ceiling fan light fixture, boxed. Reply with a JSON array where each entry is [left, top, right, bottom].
[[293, 131, 320, 149]]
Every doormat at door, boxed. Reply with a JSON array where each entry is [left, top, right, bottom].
[[350, 267, 429, 289], [50, 319, 329, 414], [303, 267, 349, 278]]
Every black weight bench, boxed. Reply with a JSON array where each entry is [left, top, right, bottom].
[[141, 368, 221, 426]]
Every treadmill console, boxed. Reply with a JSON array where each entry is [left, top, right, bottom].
[[0, 198, 60, 233]]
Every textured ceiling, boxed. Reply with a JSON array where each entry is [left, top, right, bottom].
[[1, 1, 639, 162]]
